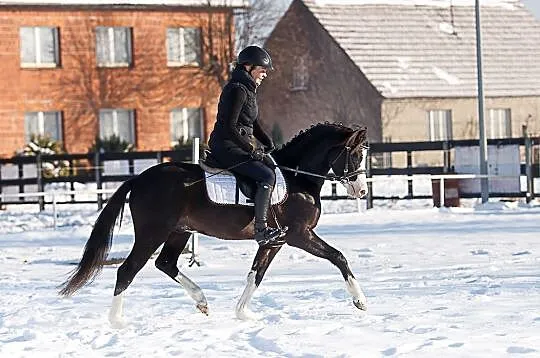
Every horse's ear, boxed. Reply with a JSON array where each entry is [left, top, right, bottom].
[[346, 127, 367, 149]]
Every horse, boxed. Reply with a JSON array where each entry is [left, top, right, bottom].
[[59, 123, 369, 326]]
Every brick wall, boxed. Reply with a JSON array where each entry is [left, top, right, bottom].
[[0, 6, 231, 157]]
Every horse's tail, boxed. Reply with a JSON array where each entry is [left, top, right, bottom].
[[59, 178, 135, 296]]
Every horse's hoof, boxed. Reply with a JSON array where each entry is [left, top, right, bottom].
[[197, 303, 209, 316], [353, 299, 367, 311], [236, 308, 262, 321]]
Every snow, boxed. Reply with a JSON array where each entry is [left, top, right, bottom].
[[1, 199, 540, 357], [432, 65, 461, 85]]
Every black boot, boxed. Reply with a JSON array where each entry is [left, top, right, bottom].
[[254, 183, 286, 248]]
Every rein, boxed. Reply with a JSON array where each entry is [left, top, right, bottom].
[[277, 145, 368, 184]]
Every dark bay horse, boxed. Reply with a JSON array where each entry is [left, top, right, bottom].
[[59, 123, 369, 325]]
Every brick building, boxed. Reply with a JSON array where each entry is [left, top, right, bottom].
[[0, 0, 246, 157]]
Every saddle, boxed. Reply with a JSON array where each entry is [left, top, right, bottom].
[[199, 150, 287, 206]]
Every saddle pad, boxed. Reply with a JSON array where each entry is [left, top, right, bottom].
[[204, 167, 287, 206]]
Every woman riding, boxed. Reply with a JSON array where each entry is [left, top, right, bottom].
[[208, 45, 286, 248]]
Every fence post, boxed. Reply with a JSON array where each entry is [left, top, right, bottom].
[[407, 150, 413, 199], [440, 177, 445, 207], [366, 147, 373, 209], [189, 138, 201, 267], [443, 140, 451, 173], [523, 125, 533, 203], [0, 161, 3, 207], [36, 152, 45, 211], [95, 151, 103, 210]]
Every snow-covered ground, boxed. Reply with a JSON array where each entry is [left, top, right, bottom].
[[1, 199, 539, 357]]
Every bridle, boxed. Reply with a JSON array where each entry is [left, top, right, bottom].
[[277, 144, 368, 184]]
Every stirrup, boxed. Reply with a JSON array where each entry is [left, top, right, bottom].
[[255, 226, 288, 248]]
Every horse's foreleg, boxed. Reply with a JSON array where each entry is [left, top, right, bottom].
[[236, 245, 282, 320], [155, 231, 209, 315], [288, 229, 367, 311]]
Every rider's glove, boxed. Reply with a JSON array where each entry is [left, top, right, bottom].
[[250, 148, 265, 161]]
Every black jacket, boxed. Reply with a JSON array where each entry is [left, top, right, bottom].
[[208, 65, 273, 160]]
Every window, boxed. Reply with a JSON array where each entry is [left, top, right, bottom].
[[96, 27, 132, 67], [20, 27, 59, 67], [166, 27, 201, 66], [487, 108, 511, 138], [99, 109, 135, 143], [24, 111, 63, 142], [428, 110, 453, 140], [170, 108, 203, 145], [290, 56, 309, 91]]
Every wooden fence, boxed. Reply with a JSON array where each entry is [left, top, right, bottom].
[[0, 136, 538, 210]]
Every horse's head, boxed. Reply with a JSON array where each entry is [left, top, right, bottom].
[[328, 126, 368, 198]]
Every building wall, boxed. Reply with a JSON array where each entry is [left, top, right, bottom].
[[382, 96, 540, 165], [0, 6, 231, 157], [383, 96, 540, 141], [258, 0, 383, 144]]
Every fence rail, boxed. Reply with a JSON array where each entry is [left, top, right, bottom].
[[1, 136, 539, 210]]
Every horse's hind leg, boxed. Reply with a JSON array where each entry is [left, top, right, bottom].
[[236, 245, 282, 320], [155, 230, 208, 315], [109, 228, 168, 327], [288, 229, 367, 311]]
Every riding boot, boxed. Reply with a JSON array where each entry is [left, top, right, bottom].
[[254, 183, 286, 248]]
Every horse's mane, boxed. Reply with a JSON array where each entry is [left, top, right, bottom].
[[279, 122, 354, 151]]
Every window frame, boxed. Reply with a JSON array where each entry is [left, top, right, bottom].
[[427, 109, 453, 141], [20, 26, 60, 68], [99, 109, 136, 144], [166, 27, 202, 67], [24, 111, 63, 142], [170, 107, 204, 145], [95, 26, 133, 67], [487, 108, 512, 139], [290, 55, 309, 91]]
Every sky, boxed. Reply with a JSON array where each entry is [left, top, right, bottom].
[[521, 0, 540, 18], [1, 197, 540, 357]]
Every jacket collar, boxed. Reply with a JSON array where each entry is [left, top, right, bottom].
[[231, 65, 257, 92]]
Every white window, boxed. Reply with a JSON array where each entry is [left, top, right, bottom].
[[20, 27, 59, 67], [96, 27, 132, 67], [99, 109, 135, 143], [24, 111, 63, 142], [290, 55, 309, 91], [428, 109, 453, 140], [166, 27, 201, 66], [170, 108, 203, 145], [487, 108, 512, 138]]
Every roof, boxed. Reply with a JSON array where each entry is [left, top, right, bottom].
[[302, 0, 540, 98], [0, 0, 247, 7]]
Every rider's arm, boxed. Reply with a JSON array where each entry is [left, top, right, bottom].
[[225, 85, 255, 152], [253, 118, 274, 150]]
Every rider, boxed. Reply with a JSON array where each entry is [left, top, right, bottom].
[[208, 45, 286, 248]]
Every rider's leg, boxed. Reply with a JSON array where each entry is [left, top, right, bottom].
[[253, 181, 286, 247], [232, 161, 286, 247]]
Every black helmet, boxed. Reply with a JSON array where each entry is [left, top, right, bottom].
[[237, 45, 274, 70]]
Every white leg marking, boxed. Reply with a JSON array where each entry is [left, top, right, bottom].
[[346, 276, 367, 311], [109, 293, 126, 328], [174, 272, 208, 314], [235, 271, 261, 320]]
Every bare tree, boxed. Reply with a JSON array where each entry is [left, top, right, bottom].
[[235, 0, 289, 50]]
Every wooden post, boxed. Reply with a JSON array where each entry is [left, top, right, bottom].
[[366, 147, 373, 209], [523, 125, 533, 203], [407, 150, 413, 199], [95, 150, 103, 210], [36, 152, 45, 211], [189, 138, 201, 267]]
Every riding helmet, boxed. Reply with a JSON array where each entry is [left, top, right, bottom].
[[237, 45, 274, 71]]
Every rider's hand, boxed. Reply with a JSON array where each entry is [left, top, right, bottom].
[[250, 148, 265, 161]]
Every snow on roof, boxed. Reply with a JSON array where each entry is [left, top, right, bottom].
[[302, 0, 540, 98]]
